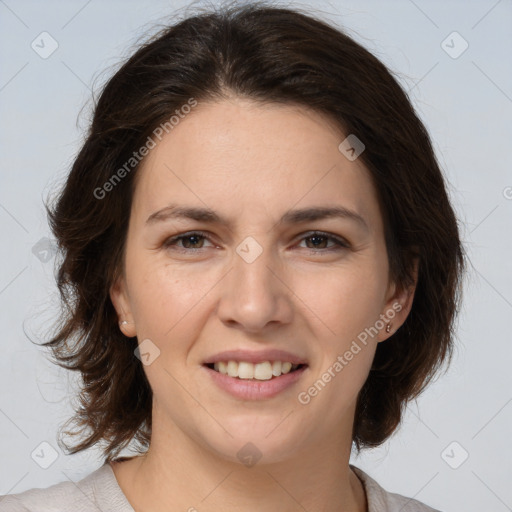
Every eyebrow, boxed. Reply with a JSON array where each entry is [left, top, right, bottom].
[[146, 204, 369, 231]]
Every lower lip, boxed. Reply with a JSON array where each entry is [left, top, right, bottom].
[[202, 364, 308, 400]]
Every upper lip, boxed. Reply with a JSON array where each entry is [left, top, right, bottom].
[[204, 349, 308, 365]]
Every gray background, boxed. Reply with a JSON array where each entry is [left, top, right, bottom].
[[1, 0, 511, 511]]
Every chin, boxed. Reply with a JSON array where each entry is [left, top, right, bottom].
[[198, 419, 308, 467]]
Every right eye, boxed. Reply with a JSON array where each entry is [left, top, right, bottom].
[[162, 231, 215, 251]]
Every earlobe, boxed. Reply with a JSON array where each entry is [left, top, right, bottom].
[[110, 275, 137, 338], [379, 257, 419, 342], [118, 319, 136, 337]]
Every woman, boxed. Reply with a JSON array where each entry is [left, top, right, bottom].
[[0, 2, 465, 511]]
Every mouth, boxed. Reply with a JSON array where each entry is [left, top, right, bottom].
[[204, 361, 308, 380]]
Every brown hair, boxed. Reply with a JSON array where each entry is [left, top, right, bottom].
[[41, 1, 466, 463]]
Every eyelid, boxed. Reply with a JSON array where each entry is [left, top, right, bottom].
[[296, 230, 350, 249], [163, 230, 350, 252], [162, 230, 215, 249]]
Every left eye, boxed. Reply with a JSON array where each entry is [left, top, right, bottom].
[[298, 232, 349, 251], [163, 231, 349, 252]]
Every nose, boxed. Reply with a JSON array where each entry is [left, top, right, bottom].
[[216, 241, 294, 333]]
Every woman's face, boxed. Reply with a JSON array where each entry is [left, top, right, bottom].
[[111, 97, 413, 464]]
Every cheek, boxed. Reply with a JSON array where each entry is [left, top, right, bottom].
[[294, 267, 381, 419], [292, 259, 387, 344], [128, 259, 218, 341]]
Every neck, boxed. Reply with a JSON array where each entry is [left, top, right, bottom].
[[111, 409, 367, 512]]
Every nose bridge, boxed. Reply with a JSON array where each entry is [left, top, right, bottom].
[[234, 235, 275, 291], [217, 234, 291, 330]]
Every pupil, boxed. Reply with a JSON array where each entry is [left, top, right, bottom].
[[184, 235, 202, 248], [308, 235, 326, 248]]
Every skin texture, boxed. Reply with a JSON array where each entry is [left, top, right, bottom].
[[109, 96, 417, 512]]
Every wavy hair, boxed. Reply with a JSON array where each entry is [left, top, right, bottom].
[[41, 1, 466, 463]]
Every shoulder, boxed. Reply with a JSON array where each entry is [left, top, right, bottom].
[[0, 463, 130, 512], [350, 465, 443, 512]]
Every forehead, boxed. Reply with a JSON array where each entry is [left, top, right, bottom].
[[131, 98, 382, 232]]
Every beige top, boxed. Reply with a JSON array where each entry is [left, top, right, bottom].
[[0, 462, 441, 511]]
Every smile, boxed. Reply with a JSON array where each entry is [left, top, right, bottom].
[[207, 360, 304, 380], [202, 362, 308, 400]]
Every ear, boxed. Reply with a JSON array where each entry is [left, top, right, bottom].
[[110, 271, 137, 338], [377, 256, 419, 343]]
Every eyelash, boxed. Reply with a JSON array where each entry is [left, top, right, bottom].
[[162, 230, 350, 254]]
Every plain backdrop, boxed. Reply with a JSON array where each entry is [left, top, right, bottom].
[[1, 1, 511, 511]]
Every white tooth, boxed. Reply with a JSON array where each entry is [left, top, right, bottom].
[[219, 360, 297, 379], [254, 362, 273, 380], [218, 361, 227, 374], [226, 361, 239, 377], [281, 362, 292, 374], [272, 361, 282, 376], [238, 361, 254, 379]]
